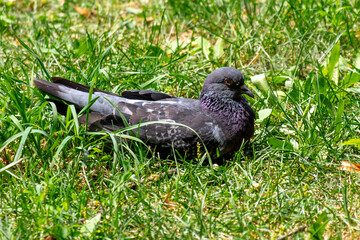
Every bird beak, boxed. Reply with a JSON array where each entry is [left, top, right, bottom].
[[240, 85, 254, 98]]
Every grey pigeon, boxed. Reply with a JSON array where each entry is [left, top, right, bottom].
[[34, 67, 255, 159]]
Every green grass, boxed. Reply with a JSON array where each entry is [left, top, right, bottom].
[[1, 0, 360, 239]]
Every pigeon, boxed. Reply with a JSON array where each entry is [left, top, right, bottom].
[[34, 67, 255, 160]]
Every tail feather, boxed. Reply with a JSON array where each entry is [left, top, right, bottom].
[[33, 78, 96, 108], [33, 77, 124, 115], [51, 77, 118, 96], [34, 78, 64, 99], [34, 78, 125, 130]]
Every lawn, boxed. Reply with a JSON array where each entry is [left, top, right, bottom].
[[1, 0, 360, 239]]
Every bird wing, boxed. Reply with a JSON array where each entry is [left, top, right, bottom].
[[121, 90, 175, 101], [93, 98, 227, 154]]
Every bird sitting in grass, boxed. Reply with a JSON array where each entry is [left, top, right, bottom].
[[34, 67, 255, 160]]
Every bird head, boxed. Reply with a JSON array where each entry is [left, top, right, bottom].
[[201, 67, 254, 100]]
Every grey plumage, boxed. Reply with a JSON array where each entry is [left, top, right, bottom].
[[34, 67, 255, 159]]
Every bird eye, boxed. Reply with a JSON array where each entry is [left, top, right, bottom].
[[224, 78, 233, 86]]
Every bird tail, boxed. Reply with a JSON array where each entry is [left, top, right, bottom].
[[33, 77, 121, 115], [34, 77, 129, 131], [34, 77, 91, 105]]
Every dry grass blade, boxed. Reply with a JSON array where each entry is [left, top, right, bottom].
[[340, 161, 360, 174], [74, 6, 90, 18], [276, 225, 307, 240], [164, 193, 181, 209]]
